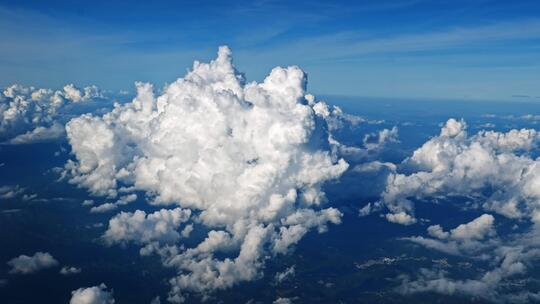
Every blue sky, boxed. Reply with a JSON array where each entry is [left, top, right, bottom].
[[1, 0, 539, 100]]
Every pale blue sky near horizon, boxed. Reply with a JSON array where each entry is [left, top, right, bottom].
[[1, 0, 539, 101]]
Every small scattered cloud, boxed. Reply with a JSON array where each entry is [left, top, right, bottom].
[[275, 265, 295, 284], [70, 284, 115, 304], [0, 185, 25, 199], [60, 266, 82, 275], [6, 123, 65, 145], [90, 194, 137, 213], [7, 252, 59, 274]]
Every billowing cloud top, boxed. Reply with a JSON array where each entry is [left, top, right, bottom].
[[65, 46, 348, 302]]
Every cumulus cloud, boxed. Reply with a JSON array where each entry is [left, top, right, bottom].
[[332, 126, 399, 161], [391, 171, 540, 301], [102, 208, 191, 246], [405, 214, 496, 256], [385, 211, 417, 225], [374, 118, 540, 224], [60, 266, 82, 275], [310, 99, 365, 131], [273, 298, 295, 304], [357, 118, 540, 301], [395, 213, 540, 302], [275, 265, 295, 283], [64, 46, 348, 301], [82, 199, 94, 206], [89, 194, 138, 213], [6, 122, 65, 144], [352, 161, 396, 173], [0, 185, 25, 199], [0, 83, 106, 143], [70, 284, 115, 304], [62, 84, 102, 103], [7, 252, 59, 274]]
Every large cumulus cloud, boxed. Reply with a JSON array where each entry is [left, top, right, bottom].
[[65, 46, 348, 302]]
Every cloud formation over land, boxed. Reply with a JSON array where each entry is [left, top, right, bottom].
[[398, 213, 540, 302], [65, 46, 348, 301]]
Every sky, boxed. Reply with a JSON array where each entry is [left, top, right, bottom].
[[0, 0, 539, 101]]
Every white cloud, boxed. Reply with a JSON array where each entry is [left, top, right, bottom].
[[6, 122, 65, 144], [60, 266, 82, 275], [0, 83, 105, 143], [89, 203, 117, 213], [385, 211, 416, 225], [89, 194, 138, 213], [363, 126, 399, 150], [449, 214, 495, 241], [0, 185, 25, 199], [353, 161, 396, 173], [70, 284, 115, 304], [333, 126, 399, 161], [399, 212, 540, 301], [368, 119, 540, 300], [275, 265, 295, 283], [405, 214, 496, 256], [102, 208, 191, 246], [7, 252, 59, 274], [376, 118, 540, 224], [311, 99, 365, 131], [65, 46, 348, 301], [82, 199, 94, 206], [273, 298, 294, 304]]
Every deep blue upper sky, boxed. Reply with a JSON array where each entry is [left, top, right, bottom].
[[1, 0, 539, 100]]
